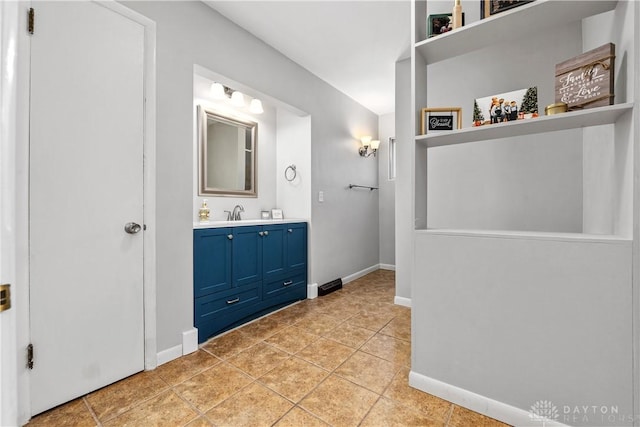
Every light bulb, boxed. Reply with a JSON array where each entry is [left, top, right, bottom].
[[231, 91, 245, 107], [210, 82, 225, 99], [249, 99, 264, 114]]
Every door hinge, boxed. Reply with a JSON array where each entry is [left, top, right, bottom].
[[27, 344, 34, 369], [28, 8, 35, 35]]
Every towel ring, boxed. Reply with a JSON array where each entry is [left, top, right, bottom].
[[284, 164, 297, 182]]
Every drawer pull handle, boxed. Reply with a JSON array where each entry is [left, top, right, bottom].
[[288, 229, 293, 233], [227, 234, 233, 240], [226, 297, 240, 304], [283, 280, 293, 287]]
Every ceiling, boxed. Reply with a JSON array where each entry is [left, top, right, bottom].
[[204, 1, 411, 116]]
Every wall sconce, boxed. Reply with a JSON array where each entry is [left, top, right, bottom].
[[359, 136, 380, 157], [210, 82, 263, 114]]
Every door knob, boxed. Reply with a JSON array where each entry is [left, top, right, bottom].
[[124, 222, 142, 234]]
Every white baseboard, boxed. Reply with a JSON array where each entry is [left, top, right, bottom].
[[409, 371, 568, 427], [342, 264, 379, 285], [157, 328, 198, 366], [182, 328, 198, 355], [379, 263, 396, 271], [307, 283, 318, 299], [394, 296, 411, 307], [157, 344, 182, 366]]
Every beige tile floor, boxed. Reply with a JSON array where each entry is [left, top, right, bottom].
[[27, 270, 509, 427]]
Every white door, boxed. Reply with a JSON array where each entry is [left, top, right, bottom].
[[29, 1, 145, 414]]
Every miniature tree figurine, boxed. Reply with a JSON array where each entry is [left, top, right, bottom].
[[520, 87, 538, 114], [473, 100, 485, 125]]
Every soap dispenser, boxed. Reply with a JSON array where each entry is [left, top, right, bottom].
[[199, 199, 210, 222]]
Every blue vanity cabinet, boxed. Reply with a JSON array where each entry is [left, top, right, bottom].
[[232, 226, 263, 287], [193, 227, 232, 297], [262, 224, 287, 281], [263, 222, 308, 301], [194, 222, 307, 343], [286, 223, 307, 271]]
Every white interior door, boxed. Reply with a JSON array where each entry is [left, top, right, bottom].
[[29, 1, 145, 414]]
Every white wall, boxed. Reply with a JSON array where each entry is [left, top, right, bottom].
[[125, 1, 379, 352], [413, 232, 633, 426], [276, 110, 312, 221], [378, 112, 395, 267], [394, 58, 412, 301]]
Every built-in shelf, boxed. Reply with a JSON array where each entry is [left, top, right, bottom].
[[415, 0, 617, 65], [416, 228, 631, 245], [416, 103, 633, 148]]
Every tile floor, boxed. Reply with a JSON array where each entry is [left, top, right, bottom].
[[27, 270, 509, 427]]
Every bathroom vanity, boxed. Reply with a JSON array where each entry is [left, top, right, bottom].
[[193, 220, 307, 343]]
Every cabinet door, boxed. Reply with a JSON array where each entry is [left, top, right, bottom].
[[262, 224, 287, 280], [232, 226, 263, 287], [193, 228, 232, 297], [286, 223, 307, 271]]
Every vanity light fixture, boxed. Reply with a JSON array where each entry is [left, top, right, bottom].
[[359, 136, 380, 157], [209, 82, 263, 114], [249, 98, 264, 114]]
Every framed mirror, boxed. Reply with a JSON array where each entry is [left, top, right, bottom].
[[198, 105, 257, 197]]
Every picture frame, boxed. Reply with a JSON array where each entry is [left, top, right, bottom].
[[420, 107, 462, 135], [271, 209, 283, 220], [427, 13, 465, 38], [481, 0, 534, 19], [261, 210, 271, 220], [473, 87, 538, 127]]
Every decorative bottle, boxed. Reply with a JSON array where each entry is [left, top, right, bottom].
[[199, 199, 210, 222]]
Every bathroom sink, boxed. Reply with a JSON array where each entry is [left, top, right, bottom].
[[193, 218, 306, 229]]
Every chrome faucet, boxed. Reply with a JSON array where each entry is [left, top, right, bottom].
[[232, 205, 244, 221]]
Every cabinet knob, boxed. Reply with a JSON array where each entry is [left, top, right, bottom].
[[264, 231, 269, 236], [227, 234, 233, 240], [258, 231, 264, 237], [288, 229, 293, 233]]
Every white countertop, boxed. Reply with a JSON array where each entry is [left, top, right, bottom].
[[193, 218, 308, 229]]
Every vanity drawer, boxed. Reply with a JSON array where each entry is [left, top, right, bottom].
[[263, 272, 306, 300], [195, 284, 261, 322]]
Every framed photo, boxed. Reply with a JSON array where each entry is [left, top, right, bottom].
[[427, 13, 465, 38], [481, 0, 534, 19], [420, 107, 462, 135], [473, 87, 538, 126], [271, 209, 283, 220], [261, 210, 271, 220]]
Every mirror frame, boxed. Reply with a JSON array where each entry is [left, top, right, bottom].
[[197, 105, 258, 197]]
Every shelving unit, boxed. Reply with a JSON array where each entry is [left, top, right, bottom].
[[417, 102, 633, 148], [415, 0, 617, 65], [407, 1, 639, 425]]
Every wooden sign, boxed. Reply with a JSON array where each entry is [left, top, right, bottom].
[[555, 43, 615, 110]]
